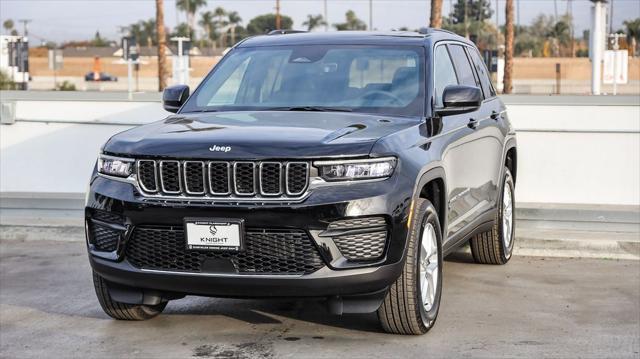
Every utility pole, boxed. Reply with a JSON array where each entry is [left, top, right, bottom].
[[517, 0, 520, 31], [369, 0, 373, 30], [609, 0, 614, 34], [496, 0, 500, 47], [324, 0, 328, 31], [590, 0, 607, 95], [18, 19, 31, 36], [275, 0, 281, 30]]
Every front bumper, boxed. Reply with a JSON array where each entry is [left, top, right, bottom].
[[86, 170, 413, 298]]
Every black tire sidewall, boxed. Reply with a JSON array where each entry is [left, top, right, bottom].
[[414, 201, 443, 329]]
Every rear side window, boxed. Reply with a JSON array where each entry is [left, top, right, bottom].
[[448, 44, 478, 88], [467, 47, 496, 98], [433, 45, 458, 107]]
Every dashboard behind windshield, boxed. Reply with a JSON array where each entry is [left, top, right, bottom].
[[181, 45, 426, 117]]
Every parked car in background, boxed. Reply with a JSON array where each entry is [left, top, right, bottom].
[[84, 72, 118, 82]]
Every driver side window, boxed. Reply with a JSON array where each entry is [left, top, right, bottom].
[[434, 45, 458, 107]]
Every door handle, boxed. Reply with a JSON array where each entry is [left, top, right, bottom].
[[490, 111, 500, 120], [468, 118, 479, 129]]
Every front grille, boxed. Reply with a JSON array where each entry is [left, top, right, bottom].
[[88, 222, 120, 252], [126, 226, 325, 275], [333, 231, 387, 261], [136, 160, 309, 198]]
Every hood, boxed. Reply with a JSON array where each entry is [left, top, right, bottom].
[[104, 111, 420, 159]]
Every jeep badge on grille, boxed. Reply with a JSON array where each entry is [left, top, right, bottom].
[[209, 145, 231, 152]]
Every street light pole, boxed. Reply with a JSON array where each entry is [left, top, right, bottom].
[[324, 0, 328, 31], [590, 0, 607, 95], [369, 0, 373, 30]]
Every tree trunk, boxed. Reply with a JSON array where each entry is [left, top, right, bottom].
[[156, 0, 168, 91], [430, 0, 443, 28], [503, 0, 514, 94]]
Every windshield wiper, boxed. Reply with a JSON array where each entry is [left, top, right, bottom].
[[266, 106, 353, 112]]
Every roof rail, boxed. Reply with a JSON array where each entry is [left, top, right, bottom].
[[267, 29, 308, 35], [418, 27, 458, 36]]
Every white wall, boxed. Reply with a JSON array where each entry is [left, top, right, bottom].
[[1, 94, 638, 206], [507, 104, 640, 205]]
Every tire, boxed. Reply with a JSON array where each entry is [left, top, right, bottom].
[[92, 271, 167, 320], [470, 167, 515, 265], [377, 198, 443, 335]]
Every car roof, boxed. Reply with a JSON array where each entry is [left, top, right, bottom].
[[237, 29, 474, 48]]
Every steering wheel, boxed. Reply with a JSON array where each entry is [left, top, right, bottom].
[[358, 91, 403, 106]]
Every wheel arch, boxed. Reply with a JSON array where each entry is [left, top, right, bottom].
[[504, 144, 517, 184], [413, 166, 448, 237]]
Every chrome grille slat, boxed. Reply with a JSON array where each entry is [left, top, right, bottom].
[[234, 162, 257, 196], [286, 162, 309, 196], [159, 161, 182, 194], [183, 161, 206, 195], [137, 160, 308, 199], [208, 161, 231, 195], [137, 160, 158, 193], [259, 162, 283, 196]]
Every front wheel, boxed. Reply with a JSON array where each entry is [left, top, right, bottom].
[[470, 167, 516, 265], [93, 271, 167, 320], [377, 198, 443, 335]]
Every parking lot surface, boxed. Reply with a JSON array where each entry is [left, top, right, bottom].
[[1, 239, 638, 358]]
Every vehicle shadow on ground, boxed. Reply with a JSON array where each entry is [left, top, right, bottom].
[[162, 296, 384, 333], [0, 240, 471, 335]]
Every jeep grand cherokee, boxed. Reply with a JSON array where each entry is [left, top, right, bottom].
[[86, 29, 517, 335]]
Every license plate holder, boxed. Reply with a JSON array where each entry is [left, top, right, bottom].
[[184, 218, 244, 252]]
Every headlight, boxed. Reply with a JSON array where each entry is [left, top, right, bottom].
[[97, 154, 134, 177], [315, 157, 397, 181]]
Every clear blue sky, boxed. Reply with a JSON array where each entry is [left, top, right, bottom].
[[1, 0, 639, 44]]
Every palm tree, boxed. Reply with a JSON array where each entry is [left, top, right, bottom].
[[624, 18, 640, 57], [199, 11, 214, 48], [213, 7, 228, 48], [156, 0, 168, 91], [141, 19, 156, 48], [302, 14, 327, 32], [176, 0, 207, 38], [430, 0, 443, 28], [3, 19, 14, 34], [227, 11, 242, 45], [333, 10, 367, 31], [503, 0, 514, 94]]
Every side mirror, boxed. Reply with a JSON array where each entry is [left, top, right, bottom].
[[436, 85, 482, 116], [162, 85, 190, 113]]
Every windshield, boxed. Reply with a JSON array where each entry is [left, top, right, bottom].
[[181, 45, 425, 117]]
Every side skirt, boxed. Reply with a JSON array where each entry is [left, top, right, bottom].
[[442, 209, 497, 256]]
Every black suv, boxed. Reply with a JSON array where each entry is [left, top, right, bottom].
[[86, 29, 517, 335]]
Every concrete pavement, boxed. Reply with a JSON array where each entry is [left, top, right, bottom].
[[1, 239, 638, 358]]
